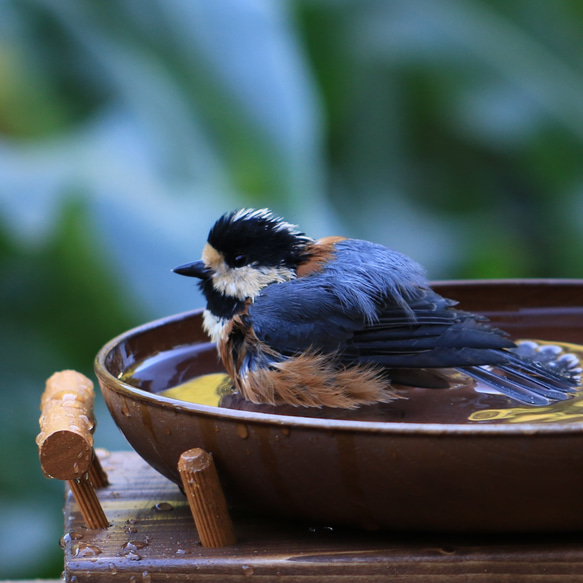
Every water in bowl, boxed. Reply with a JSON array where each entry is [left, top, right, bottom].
[[121, 340, 583, 425]]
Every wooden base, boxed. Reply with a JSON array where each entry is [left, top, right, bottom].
[[62, 451, 583, 582]]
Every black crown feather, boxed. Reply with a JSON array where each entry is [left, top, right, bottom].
[[208, 209, 314, 269]]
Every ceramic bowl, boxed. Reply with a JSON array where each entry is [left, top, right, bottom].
[[95, 280, 583, 532]]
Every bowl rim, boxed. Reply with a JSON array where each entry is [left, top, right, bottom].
[[94, 278, 583, 437]]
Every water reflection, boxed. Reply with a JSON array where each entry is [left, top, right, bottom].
[[129, 340, 583, 425]]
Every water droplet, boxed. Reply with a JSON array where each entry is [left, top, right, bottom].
[[165, 426, 172, 435], [61, 392, 79, 403], [281, 426, 291, 436], [74, 543, 102, 557], [60, 531, 84, 548], [236, 424, 249, 439], [79, 414, 95, 433], [152, 502, 174, 512], [108, 563, 118, 575], [121, 401, 131, 417], [122, 540, 147, 551], [124, 550, 142, 561], [241, 565, 254, 576], [308, 526, 334, 535], [176, 548, 188, 555], [214, 426, 220, 433], [96, 448, 111, 459], [125, 518, 138, 534], [142, 570, 151, 583]]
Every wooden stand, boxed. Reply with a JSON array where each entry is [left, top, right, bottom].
[[40, 371, 583, 581], [38, 371, 237, 545], [37, 371, 109, 530], [60, 450, 583, 583], [37, 370, 236, 548]]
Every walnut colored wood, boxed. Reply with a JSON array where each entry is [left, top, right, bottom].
[[88, 454, 109, 489], [62, 451, 583, 582], [37, 370, 96, 480], [68, 473, 109, 530], [178, 448, 236, 547]]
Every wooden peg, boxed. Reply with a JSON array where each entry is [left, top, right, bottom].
[[37, 370, 96, 480], [88, 453, 109, 489], [178, 448, 237, 547], [68, 472, 110, 530], [37, 370, 109, 529]]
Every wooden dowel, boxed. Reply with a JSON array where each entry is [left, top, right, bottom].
[[37, 371, 109, 529], [68, 473, 109, 530], [37, 371, 97, 480], [178, 448, 237, 548], [89, 454, 109, 489]]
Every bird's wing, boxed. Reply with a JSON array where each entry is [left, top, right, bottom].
[[248, 275, 513, 369], [247, 240, 578, 404], [351, 290, 515, 368]]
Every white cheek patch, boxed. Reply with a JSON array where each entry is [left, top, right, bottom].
[[212, 264, 296, 300], [201, 242, 297, 301]]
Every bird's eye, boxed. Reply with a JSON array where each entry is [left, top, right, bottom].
[[232, 254, 248, 268]]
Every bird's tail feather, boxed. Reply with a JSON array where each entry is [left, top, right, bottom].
[[460, 349, 580, 406]]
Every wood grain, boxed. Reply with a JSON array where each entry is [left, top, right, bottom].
[[37, 370, 95, 480], [62, 450, 583, 582], [178, 448, 236, 547], [68, 472, 109, 530]]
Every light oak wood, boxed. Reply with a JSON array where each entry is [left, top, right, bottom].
[[178, 448, 236, 547], [37, 371, 96, 480], [38, 371, 109, 530]]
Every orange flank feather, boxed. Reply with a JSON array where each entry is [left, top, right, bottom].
[[296, 237, 346, 278], [219, 315, 400, 408], [240, 352, 400, 408]]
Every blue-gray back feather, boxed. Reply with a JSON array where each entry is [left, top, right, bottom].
[[245, 238, 578, 404], [248, 239, 510, 366]]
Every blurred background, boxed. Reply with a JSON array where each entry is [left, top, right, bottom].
[[2, 0, 583, 577]]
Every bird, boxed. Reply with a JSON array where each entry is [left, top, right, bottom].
[[173, 208, 580, 409]]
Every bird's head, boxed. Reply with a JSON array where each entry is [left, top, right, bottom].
[[174, 209, 314, 306]]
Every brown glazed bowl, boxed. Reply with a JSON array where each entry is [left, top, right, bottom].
[[95, 280, 583, 532]]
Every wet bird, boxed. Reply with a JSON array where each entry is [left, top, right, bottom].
[[174, 209, 579, 408]]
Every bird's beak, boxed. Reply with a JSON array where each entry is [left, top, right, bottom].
[[172, 260, 212, 280]]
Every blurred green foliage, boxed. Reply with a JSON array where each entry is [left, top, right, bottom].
[[1, 0, 583, 578]]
